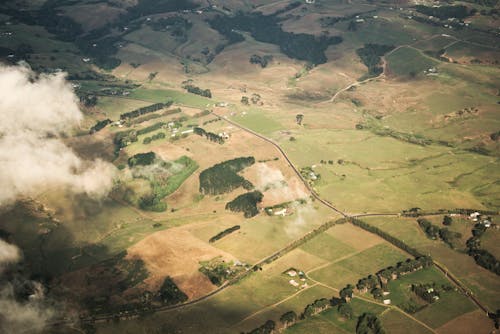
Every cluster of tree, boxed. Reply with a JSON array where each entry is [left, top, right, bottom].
[[225, 191, 263, 218], [81, 94, 98, 107], [184, 84, 212, 98], [120, 102, 172, 120], [356, 44, 395, 77], [89, 119, 112, 134], [114, 130, 138, 155], [466, 223, 500, 275], [156, 276, 188, 305], [350, 218, 424, 257], [143, 132, 166, 144], [199, 260, 238, 286], [249, 54, 273, 68], [147, 16, 192, 42], [417, 218, 462, 248], [356, 313, 385, 334], [209, 225, 240, 243], [490, 130, 500, 141], [199, 157, 255, 195], [128, 152, 156, 167], [279, 311, 298, 329], [415, 5, 472, 20], [244, 320, 275, 334], [377, 257, 433, 283], [193, 127, 224, 144], [303, 298, 330, 318], [208, 13, 342, 65], [411, 283, 441, 304], [138, 192, 167, 211]]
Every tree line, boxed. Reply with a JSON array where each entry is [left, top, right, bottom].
[[194, 127, 224, 144], [466, 223, 499, 275], [183, 84, 212, 98], [89, 119, 112, 134], [209, 225, 240, 243], [120, 102, 173, 120], [349, 218, 423, 257]]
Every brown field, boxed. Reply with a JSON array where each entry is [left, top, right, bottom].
[[126, 225, 236, 299], [325, 223, 384, 251], [436, 310, 494, 334], [61, 4, 125, 31]]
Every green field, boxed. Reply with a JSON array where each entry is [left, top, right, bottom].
[[128, 88, 213, 109], [309, 243, 408, 289], [286, 298, 386, 334], [363, 216, 500, 310], [386, 47, 439, 77]]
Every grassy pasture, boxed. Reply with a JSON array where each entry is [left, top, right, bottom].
[[414, 289, 476, 328], [280, 128, 497, 213], [386, 47, 438, 77], [481, 226, 500, 259], [286, 298, 386, 334], [413, 35, 457, 51], [309, 243, 408, 289], [96, 96, 152, 120], [386, 266, 475, 325], [380, 309, 434, 334], [128, 88, 213, 109], [229, 107, 285, 135], [436, 309, 494, 334], [445, 41, 500, 64], [363, 216, 500, 310]]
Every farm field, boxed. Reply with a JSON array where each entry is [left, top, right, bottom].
[[0, 0, 498, 333], [363, 216, 500, 311]]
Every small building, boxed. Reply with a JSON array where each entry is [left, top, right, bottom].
[[287, 270, 297, 277], [289, 279, 299, 287], [181, 129, 194, 135], [274, 208, 287, 216], [383, 299, 391, 305]]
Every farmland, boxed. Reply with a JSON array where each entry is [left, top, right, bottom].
[[0, 0, 498, 333]]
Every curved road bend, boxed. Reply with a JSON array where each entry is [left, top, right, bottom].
[[212, 112, 347, 217]]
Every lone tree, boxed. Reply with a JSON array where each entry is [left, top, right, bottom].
[[241, 96, 249, 105], [296, 114, 304, 125], [443, 215, 453, 226]]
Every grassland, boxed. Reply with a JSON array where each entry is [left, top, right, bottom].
[[363, 216, 500, 311], [386, 47, 439, 77], [1, 1, 498, 333]]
